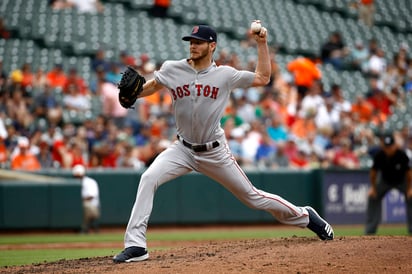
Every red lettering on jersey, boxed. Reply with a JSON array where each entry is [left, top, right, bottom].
[[171, 85, 190, 99], [172, 84, 219, 100], [203, 85, 210, 97], [183, 84, 190, 96], [170, 88, 177, 100], [195, 84, 202, 96], [210, 87, 219, 99], [176, 86, 184, 98]]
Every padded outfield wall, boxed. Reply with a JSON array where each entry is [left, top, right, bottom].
[[0, 169, 406, 229]]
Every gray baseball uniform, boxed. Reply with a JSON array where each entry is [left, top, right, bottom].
[[124, 59, 310, 249]]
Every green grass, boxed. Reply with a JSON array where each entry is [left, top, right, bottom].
[[0, 224, 409, 267], [0, 233, 122, 245]]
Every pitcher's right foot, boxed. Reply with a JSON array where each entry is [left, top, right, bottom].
[[113, 246, 149, 263]]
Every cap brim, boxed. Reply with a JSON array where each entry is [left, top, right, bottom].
[[182, 35, 209, 41]]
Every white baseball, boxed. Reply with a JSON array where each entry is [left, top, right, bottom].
[[250, 20, 262, 33]]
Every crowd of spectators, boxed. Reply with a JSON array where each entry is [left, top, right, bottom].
[[0, 21, 411, 172], [0, 47, 171, 171]]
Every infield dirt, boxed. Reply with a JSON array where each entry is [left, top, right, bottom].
[[1, 235, 411, 273]]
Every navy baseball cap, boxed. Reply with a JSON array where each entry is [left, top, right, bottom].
[[182, 25, 217, 42], [383, 134, 395, 146]]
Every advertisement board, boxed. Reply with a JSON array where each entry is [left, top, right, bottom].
[[323, 171, 369, 224], [382, 189, 407, 223], [322, 170, 406, 225]]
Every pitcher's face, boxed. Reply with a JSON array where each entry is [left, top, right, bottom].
[[189, 39, 215, 61]]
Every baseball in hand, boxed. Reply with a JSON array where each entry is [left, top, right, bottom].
[[250, 20, 262, 33]]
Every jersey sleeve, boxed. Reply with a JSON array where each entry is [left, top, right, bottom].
[[225, 66, 255, 90], [153, 60, 173, 89]]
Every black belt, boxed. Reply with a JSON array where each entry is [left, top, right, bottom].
[[177, 135, 220, 152]]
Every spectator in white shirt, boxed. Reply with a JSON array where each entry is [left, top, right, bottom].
[[368, 48, 387, 77]]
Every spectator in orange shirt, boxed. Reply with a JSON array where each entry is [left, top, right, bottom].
[[11, 137, 41, 171], [46, 64, 68, 89], [290, 109, 318, 140], [351, 95, 373, 124], [287, 55, 322, 101]]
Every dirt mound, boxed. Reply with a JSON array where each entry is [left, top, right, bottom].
[[2, 236, 411, 274]]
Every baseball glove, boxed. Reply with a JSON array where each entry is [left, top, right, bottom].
[[118, 66, 146, 109]]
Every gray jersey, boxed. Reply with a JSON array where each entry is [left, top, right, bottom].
[[154, 59, 254, 144]]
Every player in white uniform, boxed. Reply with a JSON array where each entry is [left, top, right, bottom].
[[72, 164, 101, 233], [113, 24, 334, 263]]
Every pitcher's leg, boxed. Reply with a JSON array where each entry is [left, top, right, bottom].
[[199, 155, 309, 228], [124, 144, 192, 248]]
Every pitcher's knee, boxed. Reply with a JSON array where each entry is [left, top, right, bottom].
[[139, 171, 159, 192]]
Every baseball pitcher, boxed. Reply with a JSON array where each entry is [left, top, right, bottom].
[[113, 22, 334, 263]]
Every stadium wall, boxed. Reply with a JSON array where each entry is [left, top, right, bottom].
[[1, 169, 405, 230]]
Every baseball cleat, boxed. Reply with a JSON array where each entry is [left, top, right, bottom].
[[305, 206, 334, 241], [113, 246, 149, 263]]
